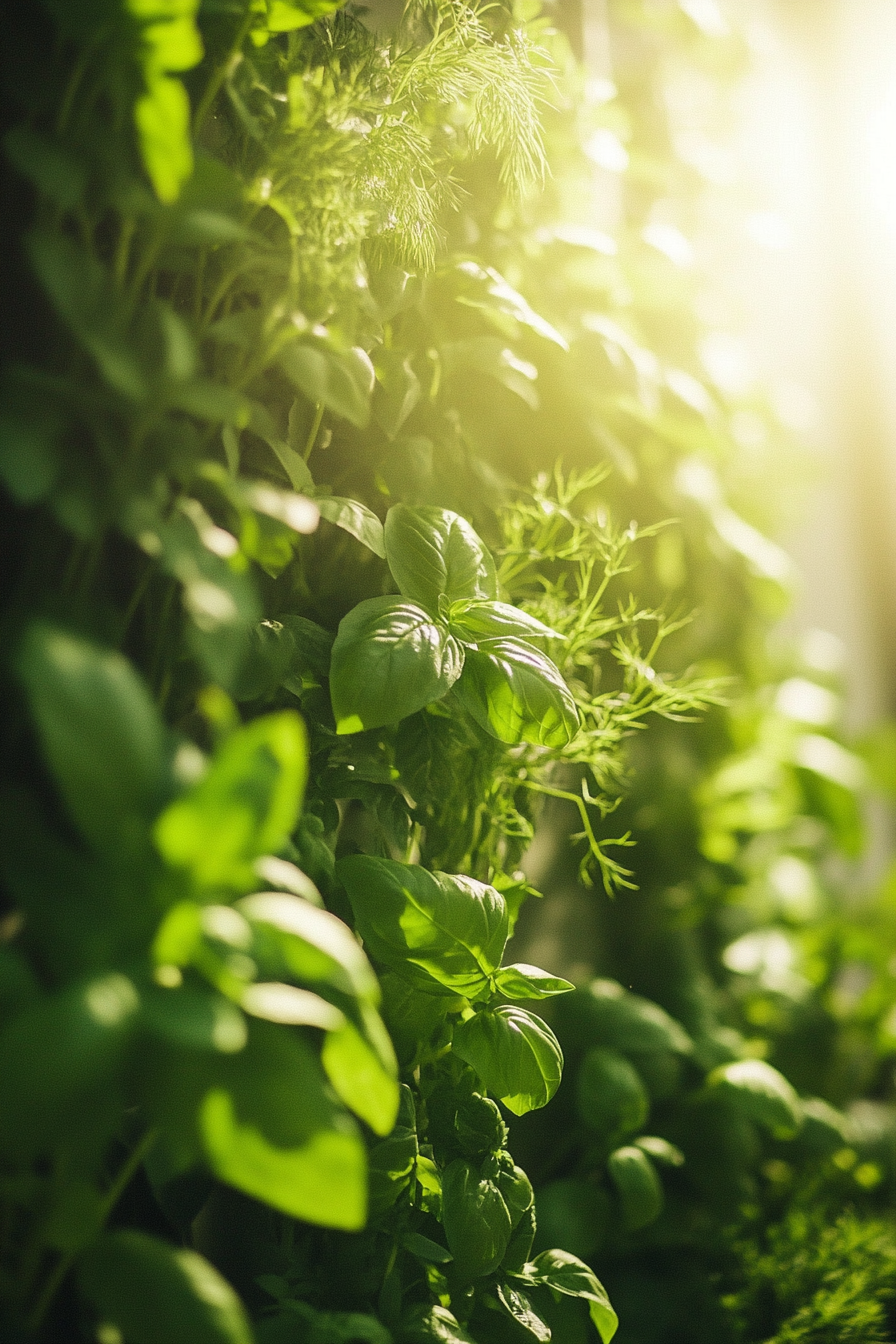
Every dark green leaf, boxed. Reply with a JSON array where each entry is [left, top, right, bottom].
[[330, 597, 463, 734], [316, 496, 386, 557], [606, 1145, 663, 1230], [0, 974, 138, 1160], [0, 369, 62, 503], [17, 624, 168, 861], [452, 1007, 563, 1115], [494, 1283, 552, 1342], [385, 504, 498, 611], [200, 1021, 366, 1228], [141, 985, 247, 1054], [706, 1059, 802, 1139], [3, 126, 86, 209], [453, 639, 579, 747], [524, 1250, 617, 1343], [575, 1047, 649, 1140], [494, 964, 574, 1001], [337, 856, 508, 999], [278, 344, 374, 427], [400, 1305, 477, 1343], [79, 1231, 252, 1344], [555, 980, 693, 1058], [369, 1084, 417, 1214], [441, 1159, 512, 1278], [155, 713, 307, 891], [402, 1232, 453, 1263]]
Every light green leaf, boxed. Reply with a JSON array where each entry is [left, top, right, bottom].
[[448, 600, 561, 646], [264, 0, 344, 32], [236, 891, 379, 1003], [453, 262, 568, 349], [16, 624, 168, 861], [452, 1007, 563, 1115], [135, 74, 194, 204], [155, 713, 307, 891], [322, 1012, 400, 1135], [385, 504, 498, 611], [372, 348, 421, 439], [494, 963, 574, 1000], [523, 1250, 617, 1343], [706, 1058, 802, 1138], [278, 344, 374, 427], [316, 496, 386, 557], [607, 1145, 663, 1230], [337, 856, 508, 999], [441, 1159, 512, 1278], [240, 982, 344, 1030], [200, 1021, 366, 1228], [453, 638, 579, 747], [330, 597, 464, 734], [79, 1231, 252, 1344]]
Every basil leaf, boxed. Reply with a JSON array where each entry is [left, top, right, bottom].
[[369, 1084, 418, 1215], [236, 891, 380, 1003], [448, 600, 561, 646], [494, 963, 574, 1001], [79, 1232, 253, 1344], [337, 856, 508, 999], [384, 504, 497, 611], [556, 979, 693, 1057], [321, 1010, 400, 1136], [441, 1158, 512, 1278], [315, 496, 386, 557], [200, 1021, 366, 1228], [330, 597, 464, 735], [575, 1047, 649, 1140], [155, 713, 308, 891], [523, 1250, 618, 1344], [453, 638, 579, 747], [278, 344, 374, 428], [494, 1283, 551, 1342], [706, 1058, 802, 1139], [606, 1145, 663, 1230], [452, 1006, 563, 1115], [400, 1304, 477, 1343], [372, 348, 421, 439]]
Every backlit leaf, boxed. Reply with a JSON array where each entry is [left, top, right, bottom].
[[453, 638, 578, 747], [452, 1007, 563, 1115], [385, 504, 498, 612]]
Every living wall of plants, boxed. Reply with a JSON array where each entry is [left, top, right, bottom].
[[0, 1, 894, 1342]]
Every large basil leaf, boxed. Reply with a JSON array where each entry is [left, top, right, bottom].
[[155, 713, 307, 892], [453, 638, 579, 747], [278, 344, 374, 428], [16, 624, 168, 863], [448, 600, 561, 646], [330, 597, 464, 735], [452, 1007, 563, 1114], [522, 1250, 618, 1344], [384, 504, 497, 612], [78, 1231, 252, 1344], [200, 1021, 366, 1229], [706, 1059, 802, 1139], [441, 1159, 512, 1278], [337, 856, 508, 999]]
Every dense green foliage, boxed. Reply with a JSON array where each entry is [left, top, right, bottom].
[[0, 1, 894, 1343]]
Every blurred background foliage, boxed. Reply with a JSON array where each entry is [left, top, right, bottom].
[[0, 0, 895, 1342]]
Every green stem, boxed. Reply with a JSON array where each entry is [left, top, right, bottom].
[[303, 403, 324, 461], [27, 1130, 158, 1334], [193, 6, 255, 138]]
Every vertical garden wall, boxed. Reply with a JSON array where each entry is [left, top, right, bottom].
[[0, 1, 894, 1342]]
